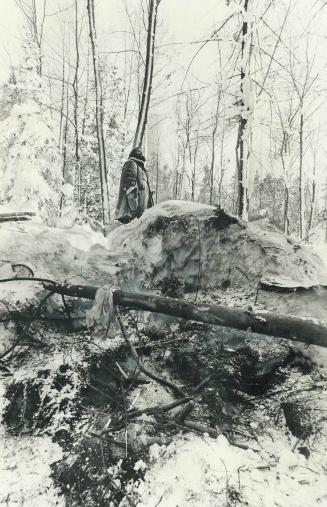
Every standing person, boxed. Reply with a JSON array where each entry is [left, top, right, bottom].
[[115, 147, 154, 224]]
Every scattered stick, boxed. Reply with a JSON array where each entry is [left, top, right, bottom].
[[0, 340, 29, 361], [100, 397, 193, 435], [0, 290, 55, 362], [192, 376, 212, 393], [175, 401, 195, 423], [115, 307, 185, 398], [182, 419, 218, 438], [116, 362, 129, 380], [125, 396, 192, 420]]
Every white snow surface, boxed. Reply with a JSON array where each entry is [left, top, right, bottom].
[[314, 244, 327, 283], [0, 383, 64, 506], [136, 432, 327, 507]]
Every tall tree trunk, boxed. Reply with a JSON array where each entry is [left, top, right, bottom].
[[133, 0, 160, 149], [236, 0, 250, 220], [155, 149, 159, 203], [87, 0, 110, 226], [209, 100, 220, 205], [60, 83, 70, 212], [280, 130, 290, 235], [81, 44, 90, 138], [191, 137, 199, 202], [58, 42, 66, 151], [307, 152, 316, 239], [73, 0, 81, 207], [299, 110, 304, 238]]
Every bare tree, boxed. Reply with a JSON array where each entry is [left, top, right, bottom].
[[236, 0, 252, 220], [15, 0, 47, 75], [289, 39, 318, 238], [73, 0, 81, 206], [191, 130, 199, 202], [60, 79, 70, 211], [133, 0, 161, 149], [87, 0, 110, 226], [175, 90, 200, 199], [209, 92, 221, 205]]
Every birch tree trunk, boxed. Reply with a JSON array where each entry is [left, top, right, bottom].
[[87, 0, 110, 226], [133, 0, 160, 149]]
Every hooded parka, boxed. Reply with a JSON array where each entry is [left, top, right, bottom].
[[115, 148, 152, 223]]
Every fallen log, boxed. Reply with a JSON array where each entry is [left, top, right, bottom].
[[42, 282, 327, 348], [0, 212, 36, 223]]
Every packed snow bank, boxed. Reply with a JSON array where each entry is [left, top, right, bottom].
[[314, 244, 327, 283], [0, 219, 107, 293], [136, 432, 327, 507], [1, 201, 325, 291], [103, 200, 326, 290], [1, 201, 327, 320]]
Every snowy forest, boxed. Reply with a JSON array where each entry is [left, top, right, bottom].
[[1, 0, 327, 236], [1, 0, 327, 506]]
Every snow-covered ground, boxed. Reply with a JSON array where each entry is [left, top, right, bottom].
[[136, 432, 327, 507], [0, 382, 64, 506], [314, 244, 327, 282], [1, 203, 327, 506]]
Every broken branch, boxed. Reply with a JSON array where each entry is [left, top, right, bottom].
[[115, 307, 185, 397]]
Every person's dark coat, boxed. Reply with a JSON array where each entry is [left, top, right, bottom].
[[115, 149, 152, 223]]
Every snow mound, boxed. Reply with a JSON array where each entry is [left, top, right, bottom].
[[102, 200, 325, 291], [1, 201, 326, 318]]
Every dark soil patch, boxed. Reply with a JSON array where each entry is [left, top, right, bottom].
[[3, 365, 82, 437], [206, 207, 243, 231], [147, 215, 189, 237], [52, 437, 146, 506], [282, 400, 314, 438]]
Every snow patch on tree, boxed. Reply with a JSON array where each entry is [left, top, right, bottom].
[[0, 38, 61, 225]]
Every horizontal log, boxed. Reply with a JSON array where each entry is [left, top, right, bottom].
[[0, 216, 32, 223], [0, 212, 36, 218], [42, 282, 327, 348], [0, 212, 36, 223]]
